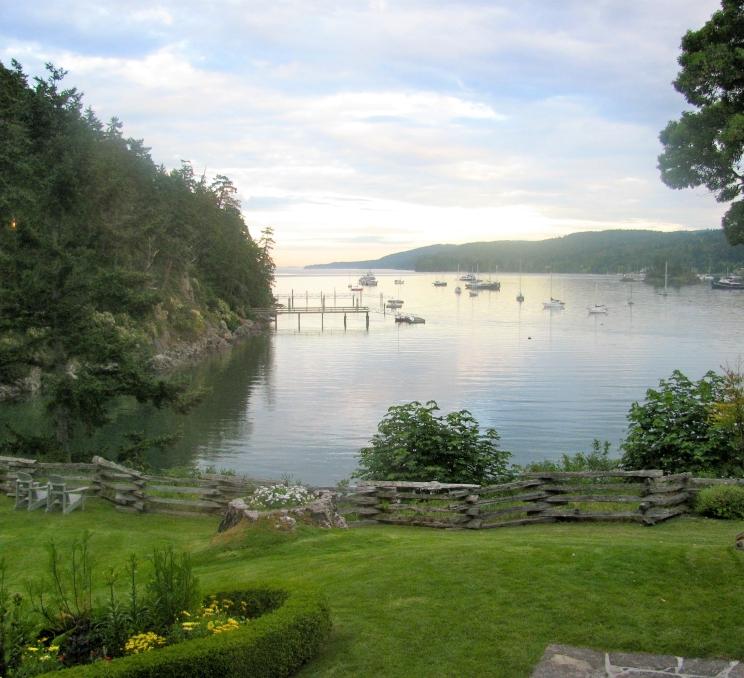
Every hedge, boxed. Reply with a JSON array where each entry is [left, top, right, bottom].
[[695, 484, 744, 520], [47, 583, 331, 678]]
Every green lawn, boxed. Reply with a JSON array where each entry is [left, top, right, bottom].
[[1, 497, 743, 677]]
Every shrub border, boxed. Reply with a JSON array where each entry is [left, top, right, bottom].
[[47, 582, 331, 678]]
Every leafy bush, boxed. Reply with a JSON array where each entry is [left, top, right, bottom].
[[621, 370, 743, 475], [695, 484, 744, 520], [355, 401, 511, 484], [522, 439, 619, 473], [48, 584, 330, 678]]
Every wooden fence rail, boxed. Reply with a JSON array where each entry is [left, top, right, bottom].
[[1, 455, 258, 517], [340, 471, 744, 529], [3, 455, 744, 526]]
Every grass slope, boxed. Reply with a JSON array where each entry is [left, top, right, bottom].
[[1, 498, 743, 677]]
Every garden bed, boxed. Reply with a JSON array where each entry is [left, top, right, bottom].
[[38, 584, 331, 677]]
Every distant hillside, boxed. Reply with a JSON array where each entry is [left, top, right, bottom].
[[307, 230, 744, 274]]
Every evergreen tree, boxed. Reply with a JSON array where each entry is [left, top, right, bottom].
[[658, 1, 744, 245], [0, 60, 274, 460]]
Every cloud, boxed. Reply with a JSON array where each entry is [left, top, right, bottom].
[[1, 0, 727, 265]]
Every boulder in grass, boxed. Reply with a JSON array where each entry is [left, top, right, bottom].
[[218, 490, 347, 533]]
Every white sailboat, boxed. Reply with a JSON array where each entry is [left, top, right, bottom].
[[542, 271, 565, 309], [516, 261, 524, 303], [660, 261, 668, 297], [587, 283, 608, 314]]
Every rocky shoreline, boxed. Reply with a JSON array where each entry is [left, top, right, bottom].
[[149, 316, 271, 372], [0, 315, 272, 401]]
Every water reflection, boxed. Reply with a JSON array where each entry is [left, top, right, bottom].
[[2, 272, 743, 485]]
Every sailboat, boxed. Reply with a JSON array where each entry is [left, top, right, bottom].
[[659, 261, 668, 297], [542, 271, 565, 309], [516, 261, 524, 303], [587, 283, 608, 314]]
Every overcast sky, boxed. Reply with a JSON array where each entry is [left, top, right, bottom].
[[1, 1, 725, 265]]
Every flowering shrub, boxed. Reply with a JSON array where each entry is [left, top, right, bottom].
[[123, 632, 166, 655], [12, 643, 64, 676], [246, 485, 312, 509], [173, 596, 250, 641]]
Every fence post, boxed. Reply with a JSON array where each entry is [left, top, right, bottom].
[[463, 491, 482, 529]]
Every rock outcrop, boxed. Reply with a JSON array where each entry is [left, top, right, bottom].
[[217, 491, 348, 533]]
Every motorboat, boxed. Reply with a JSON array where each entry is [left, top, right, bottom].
[[386, 299, 404, 309], [433, 280, 448, 287], [394, 279, 405, 285], [465, 280, 500, 291], [459, 272, 477, 282], [395, 313, 425, 324], [712, 275, 744, 289], [359, 272, 378, 286]]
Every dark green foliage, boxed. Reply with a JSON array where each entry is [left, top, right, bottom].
[[658, 1, 744, 245], [113, 432, 178, 472], [522, 439, 619, 473], [309, 229, 744, 274], [48, 585, 330, 678], [355, 400, 511, 483], [695, 484, 744, 518], [27, 533, 95, 636], [0, 60, 274, 460], [145, 548, 199, 633], [621, 370, 742, 475], [0, 561, 31, 676], [0, 427, 59, 460]]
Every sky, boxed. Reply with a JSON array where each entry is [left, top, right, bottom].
[[0, 1, 727, 266]]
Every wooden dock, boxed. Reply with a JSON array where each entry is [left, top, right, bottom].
[[270, 304, 370, 330]]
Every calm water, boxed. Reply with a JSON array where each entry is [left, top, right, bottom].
[[4, 271, 743, 484]]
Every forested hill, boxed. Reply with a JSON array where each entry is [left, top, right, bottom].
[[307, 229, 744, 273], [0, 60, 274, 360]]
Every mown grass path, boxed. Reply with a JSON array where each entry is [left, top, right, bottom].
[[2, 498, 743, 677]]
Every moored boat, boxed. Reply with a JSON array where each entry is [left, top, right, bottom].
[[712, 275, 744, 289], [395, 313, 425, 324]]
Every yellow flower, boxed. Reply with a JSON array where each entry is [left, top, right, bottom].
[[49, 645, 60, 652], [26, 647, 39, 652], [181, 610, 191, 617]]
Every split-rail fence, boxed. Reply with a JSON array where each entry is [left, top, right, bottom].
[[2, 456, 743, 527]]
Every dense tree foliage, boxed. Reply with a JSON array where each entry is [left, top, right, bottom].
[[355, 401, 511, 484], [658, 0, 744, 245], [621, 370, 744, 477], [0, 61, 274, 459], [309, 229, 744, 274]]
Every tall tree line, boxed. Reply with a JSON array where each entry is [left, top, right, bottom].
[[0, 60, 274, 460]]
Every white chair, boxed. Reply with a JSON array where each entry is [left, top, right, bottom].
[[46, 475, 88, 514], [14, 471, 48, 511]]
